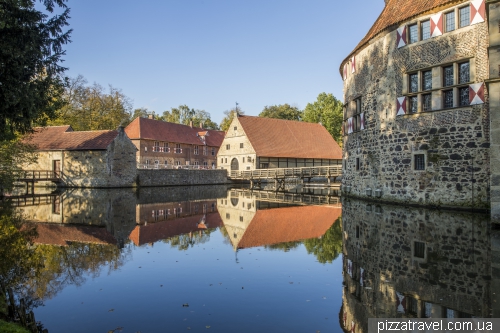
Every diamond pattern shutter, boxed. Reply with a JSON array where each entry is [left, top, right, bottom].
[[343, 63, 348, 80], [360, 113, 365, 130], [396, 26, 407, 48], [470, 83, 485, 105], [431, 13, 443, 37], [397, 97, 407, 116], [396, 291, 406, 313], [351, 322, 356, 333], [343, 312, 347, 327], [351, 56, 356, 73], [471, 0, 485, 25], [347, 118, 354, 134]]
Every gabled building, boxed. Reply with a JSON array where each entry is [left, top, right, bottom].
[[125, 117, 225, 169], [23, 125, 137, 187], [218, 115, 342, 171], [340, 0, 499, 212]]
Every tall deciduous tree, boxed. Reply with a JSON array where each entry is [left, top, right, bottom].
[[49, 75, 133, 131], [302, 93, 343, 146], [161, 105, 220, 130], [0, 0, 72, 140], [259, 104, 302, 121], [220, 108, 245, 132]]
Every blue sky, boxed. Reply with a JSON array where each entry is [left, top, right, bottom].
[[48, 0, 385, 124]]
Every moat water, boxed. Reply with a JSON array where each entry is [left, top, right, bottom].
[[2, 185, 498, 332]]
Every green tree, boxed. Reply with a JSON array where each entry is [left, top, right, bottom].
[[49, 76, 133, 131], [0, 0, 72, 140], [0, 140, 37, 196], [220, 108, 245, 132], [302, 93, 343, 145], [303, 218, 342, 264], [259, 104, 302, 121], [161, 105, 219, 130]]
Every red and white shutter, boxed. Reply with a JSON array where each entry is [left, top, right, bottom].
[[351, 56, 356, 74], [397, 97, 407, 116], [396, 292, 406, 313], [343, 63, 348, 81], [343, 312, 347, 326], [351, 321, 356, 333], [360, 113, 365, 130], [396, 25, 407, 48], [431, 13, 443, 37], [470, 83, 485, 105], [471, 0, 486, 25], [347, 118, 353, 134]]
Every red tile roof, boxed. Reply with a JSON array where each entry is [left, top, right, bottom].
[[25, 126, 119, 151], [341, 0, 463, 72], [28, 223, 117, 246], [129, 212, 223, 246], [238, 116, 342, 159], [125, 117, 225, 147], [235, 205, 341, 249]]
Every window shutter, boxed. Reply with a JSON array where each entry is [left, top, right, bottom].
[[347, 259, 353, 277], [469, 83, 485, 105], [343, 63, 348, 80], [347, 118, 354, 134], [396, 25, 407, 48], [431, 13, 443, 37], [360, 113, 365, 130], [343, 312, 347, 327], [351, 322, 356, 333], [397, 97, 407, 115], [396, 291, 406, 313], [471, 0, 485, 25], [351, 56, 356, 73], [359, 267, 365, 286]]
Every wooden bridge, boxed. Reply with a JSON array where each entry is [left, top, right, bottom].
[[16, 170, 62, 193], [231, 188, 341, 206], [229, 165, 342, 189]]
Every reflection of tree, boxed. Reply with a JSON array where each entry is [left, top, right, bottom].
[[28, 243, 129, 300], [304, 217, 342, 264], [162, 229, 216, 251], [218, 226, 232, 246], [265, 241, 302, 252]]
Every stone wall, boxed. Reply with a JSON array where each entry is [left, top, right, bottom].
[[341, 3, 491, 209], [137, 169, 230, 187], [340, 197, 494, 333]]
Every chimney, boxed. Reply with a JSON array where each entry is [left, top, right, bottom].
[[190, 120, 193, 128], [148, 114, 154, 120], [200, 121, 204, 128]]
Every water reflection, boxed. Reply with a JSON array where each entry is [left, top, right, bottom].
[[340, 197, 499, 333]]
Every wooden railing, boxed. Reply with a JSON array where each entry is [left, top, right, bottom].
[[229, 165, 342, 179], [16, 170, 61, 181]]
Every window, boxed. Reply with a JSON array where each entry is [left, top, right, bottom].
[[355, 226, 360, 238], [408, 24, 418, 44], [445, 11, 455, 32], [414, 241, 425, 258], [240, 143, 244, 148], [226, 144, 230, 150], [234, 126, 237, 131], [459, 5, 470, 28], [459, 87, 470, 106], [443, 65, 454, 87], [422, 94, 432, 111], [221, 158, 223, 164], [242, 157, 245, 163], [343, 97, 364, 135], [239, 216, 243, 222], [414, 154, 425, 170], [211, 148, 215, 156], [194, 145, 199, 155], [356, 158, 360, 171], [175, 160, 181, 166], [225, 158, 227, 163], [421, 20, 430, 40], [153, 141, 160, 152], [409, 96, 418, 114], [458, 62, 470, 84], [443, 90, 454, 108], [203, 146, 207, 155], [407, 297, 418, 315], [164, 142, 169, 152], [175, 144, 182, 154], [409, 73, 418, 93], [422, 70, 432, 90]]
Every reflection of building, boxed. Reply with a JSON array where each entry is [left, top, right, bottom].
[[217, 115, 342, 171], [218, 189, 341, 250], [341, 198, 495, 333], [125, 117, 224, 169], [23, 125, 137, 187], [130, 200, 222, 246], [30, 223, 117, 246], [340, 0, 497, 210]]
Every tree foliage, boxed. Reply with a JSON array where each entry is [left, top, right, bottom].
[[0, 0, 72, 140], [302, 93, 343, 146], [48, 75, 132, 131], [259, 104, 302, 121], [303, 217, 342, 264], [161, 105, 219, 130], [0, 140, 37, 195], [220, 108, 245, 132]]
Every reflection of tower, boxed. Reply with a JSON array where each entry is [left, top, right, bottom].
[[235, 249, 239, 264]]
